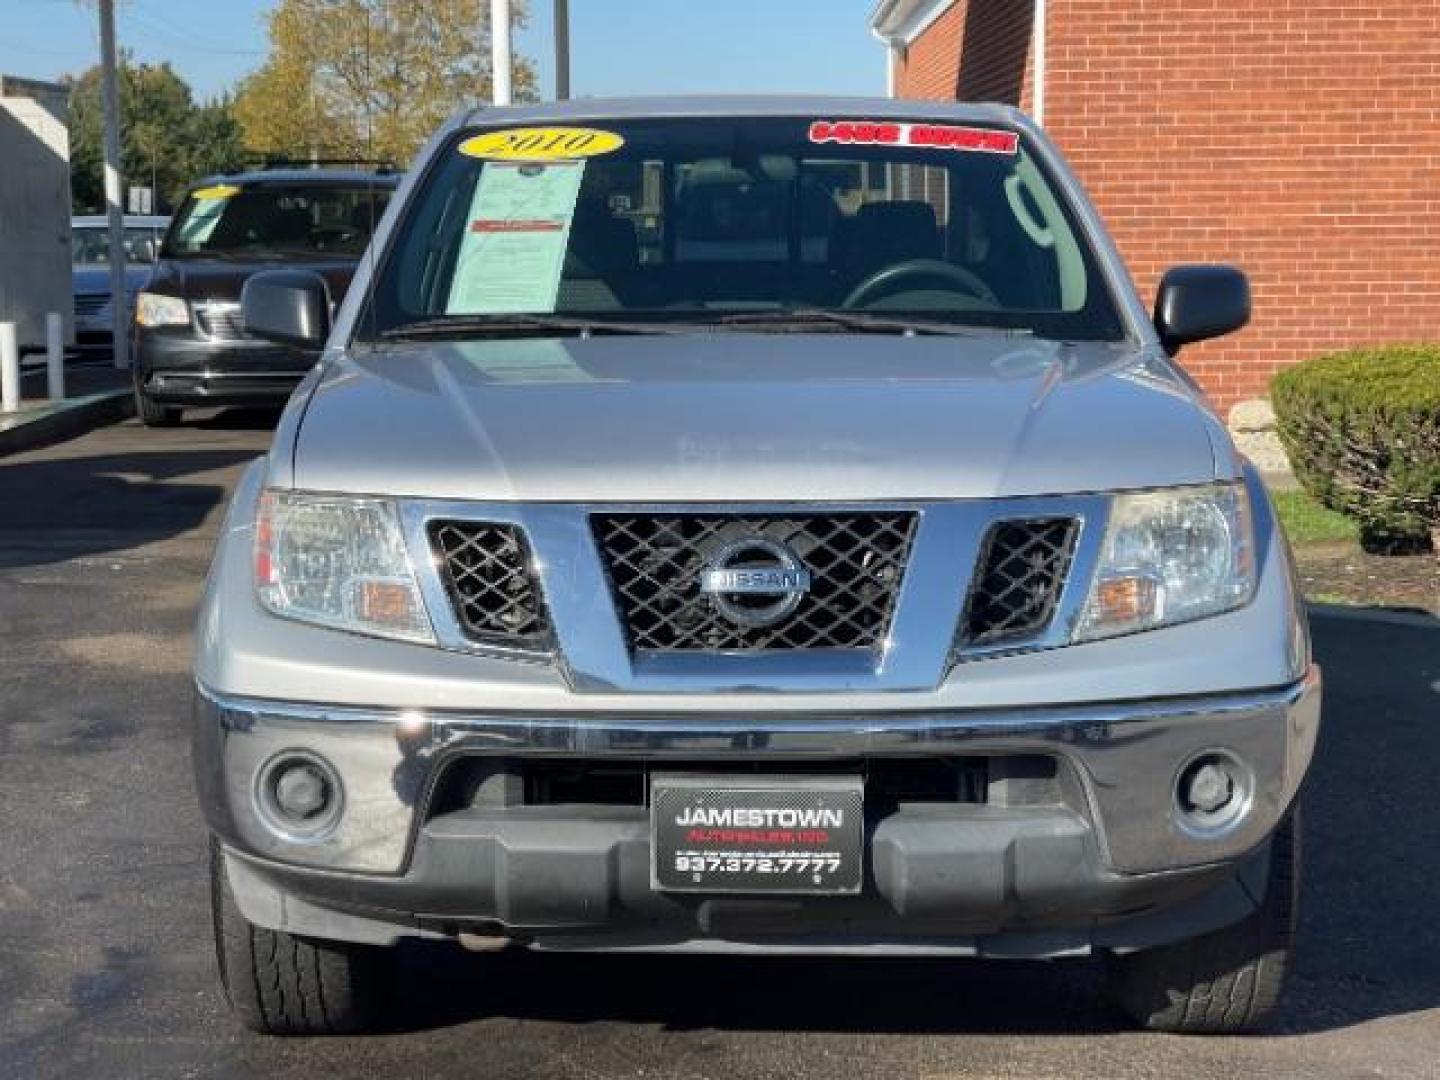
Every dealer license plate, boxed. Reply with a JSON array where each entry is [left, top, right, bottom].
[[650, 775, 864, 895]]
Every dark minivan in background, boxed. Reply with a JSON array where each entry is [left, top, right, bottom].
[[132, 167, 398, 426]]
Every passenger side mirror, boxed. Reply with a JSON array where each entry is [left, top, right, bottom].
[[241, 270, 332, 350], [1153, 265, 1250, 354]]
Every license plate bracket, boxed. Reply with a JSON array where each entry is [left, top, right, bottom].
[[650, 774, 864, 895]]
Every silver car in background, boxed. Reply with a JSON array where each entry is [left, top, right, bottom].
[[70, 214, 169, 353], [193, 97, 1319, 1037]]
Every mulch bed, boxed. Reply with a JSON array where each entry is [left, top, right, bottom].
[[1292, 542, 1439, 614]]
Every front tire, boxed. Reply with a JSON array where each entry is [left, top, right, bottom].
[[133, 377, 181, 427], [1107, 806, 1300, 1034], [210, 841, 391, 1036]]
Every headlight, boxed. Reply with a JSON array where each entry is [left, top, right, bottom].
[[1076, 482, 1256, 642], [134, 291, 190, 327], [254, 490, 435, 644]]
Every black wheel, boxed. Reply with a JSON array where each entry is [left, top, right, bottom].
[[1107, 806, 1300, 1034], [210, 840, 391, 1036], [133, 378, 181, 427]]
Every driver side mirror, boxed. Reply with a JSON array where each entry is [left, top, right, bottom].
[[241, 270, 332, 350], [1153, 265, 1250, 354]]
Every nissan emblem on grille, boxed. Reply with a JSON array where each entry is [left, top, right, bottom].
[[698, 535, 812, 629], [593, 513, 917, 653]]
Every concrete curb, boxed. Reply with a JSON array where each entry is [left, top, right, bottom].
[[0, 388, 134, 458]]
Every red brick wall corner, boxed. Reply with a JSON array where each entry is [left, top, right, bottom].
[[896, 0, 1440, 415]]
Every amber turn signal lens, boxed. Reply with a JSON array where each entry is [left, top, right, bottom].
[[253, 491, 276, 587], [1092, 576, 1157, 626], [356, 580, 419, 624]]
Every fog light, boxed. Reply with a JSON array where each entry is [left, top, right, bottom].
[[1175, 752, 1250, 836], [256, 752, 343, 839], [274, 762, 330, 821], [1181, 761, 1233, 815]]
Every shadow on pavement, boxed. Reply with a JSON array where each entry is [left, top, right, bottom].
[[188, 407, 285, 432], [359, 609, 1439, 1039], [1279, 608, 1440, 1034], [381, 945, 1118, 1037], [0, 448, 256, 569]]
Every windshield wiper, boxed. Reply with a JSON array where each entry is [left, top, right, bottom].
[[377, 314, 691, 340], [377, 310, 1036, 341], [714, 309, 1032, 337]]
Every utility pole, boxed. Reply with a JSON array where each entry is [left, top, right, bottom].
[[491, 0, 512, 106], [98, 0, 128, 369], [554, 0, 570, 101]]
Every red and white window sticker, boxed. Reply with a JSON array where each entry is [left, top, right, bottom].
[[808, 120, 1019, 156]]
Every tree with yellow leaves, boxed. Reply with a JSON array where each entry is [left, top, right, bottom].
[[234, 0, 537, 167]]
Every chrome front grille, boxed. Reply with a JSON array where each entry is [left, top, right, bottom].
[[430, 521, 550, 651], [593, 512, 917, 653], [962, 518, 1080, 646], [406, 495, 1102, 690], [193, 301, 247, 341]]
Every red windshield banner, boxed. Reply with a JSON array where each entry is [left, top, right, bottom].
[[808, 120, 1019, 156]]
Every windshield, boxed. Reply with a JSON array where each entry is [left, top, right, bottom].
[[72, 225, 166, 265], [162, 182, 392, 259], [363, 116, 1125, 341]]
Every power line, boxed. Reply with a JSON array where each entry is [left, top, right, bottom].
[[121, 0, 264, 57], [0, 34, 97, 57]]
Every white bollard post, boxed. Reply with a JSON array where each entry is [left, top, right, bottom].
[[46, 312, 64, 401], [0, 322, 20, 414]]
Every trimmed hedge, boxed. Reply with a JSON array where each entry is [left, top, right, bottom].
[[1271, 345, 1440, 551]]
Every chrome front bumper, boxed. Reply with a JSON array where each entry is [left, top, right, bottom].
[[195, 667, 1320, 882]]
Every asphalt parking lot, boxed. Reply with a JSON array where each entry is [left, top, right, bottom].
[[1, 413, 1438, 1079]]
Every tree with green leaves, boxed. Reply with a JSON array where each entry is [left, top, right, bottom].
[[67, 57, 246, 214], [234, 0, 537, 168]]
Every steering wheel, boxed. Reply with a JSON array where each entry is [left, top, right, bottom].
[[843, 258, 999, 310]]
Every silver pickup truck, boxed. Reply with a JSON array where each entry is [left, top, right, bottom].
[[193, 97, 1320, 1036]]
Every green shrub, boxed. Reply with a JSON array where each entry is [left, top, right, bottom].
[[1271, 345, 1440, 551]]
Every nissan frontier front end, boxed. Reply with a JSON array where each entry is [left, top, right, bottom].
[[193, 97, 1319, 1036]]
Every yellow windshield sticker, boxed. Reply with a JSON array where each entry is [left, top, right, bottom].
[[459, 126, 624, 162], [191, 184, 241, 200]]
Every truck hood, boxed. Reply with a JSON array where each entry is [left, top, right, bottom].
[[290, 334, 1226, 501]]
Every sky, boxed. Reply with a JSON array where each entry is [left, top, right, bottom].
[[0, 0, 886, 102]]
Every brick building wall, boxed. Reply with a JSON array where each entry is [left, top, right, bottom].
[[892, 0, 1440, 414], [898, 0, 1035, 107]]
